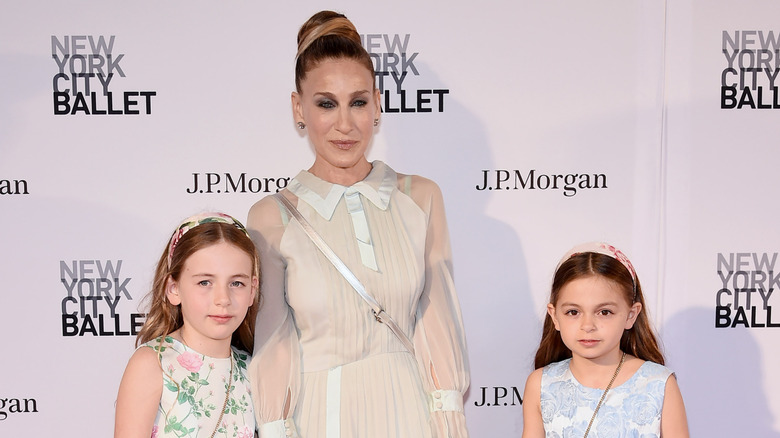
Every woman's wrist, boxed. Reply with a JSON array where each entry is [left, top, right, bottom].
[[428, 389, 464, 412]]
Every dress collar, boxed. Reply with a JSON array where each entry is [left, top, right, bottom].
[[287, 160, 396, 220]]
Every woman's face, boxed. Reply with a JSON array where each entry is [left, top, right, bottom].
[[292, 58, 380, 185]]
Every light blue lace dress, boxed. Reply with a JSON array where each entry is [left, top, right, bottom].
[[540, 358, 672, 438]]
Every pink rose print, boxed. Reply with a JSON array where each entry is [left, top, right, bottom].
[[238, 426, 253, 438], [151, 425, 159, 438], [176, 351, 203, 373]]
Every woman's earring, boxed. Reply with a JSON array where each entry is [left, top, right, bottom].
[[297, 121, 306, 130], [373, 118, 379, 127]]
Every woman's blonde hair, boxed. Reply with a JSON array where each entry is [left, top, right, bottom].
[[294, 10, 374, 92]]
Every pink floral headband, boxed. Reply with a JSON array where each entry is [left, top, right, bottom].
[[557, 242, 638, 299], [167, 212, 250, 268]]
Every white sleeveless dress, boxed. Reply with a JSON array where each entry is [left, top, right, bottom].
[[143, 336, 255, 438]]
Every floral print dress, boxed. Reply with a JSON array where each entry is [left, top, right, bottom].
[[144, 336, 255, 438], [540, 359, 673, 438]]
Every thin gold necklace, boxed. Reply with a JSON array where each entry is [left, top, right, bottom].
[[179, 333, 234, 438], [583, 351, 626, 438], [210, 353, 233, 438]]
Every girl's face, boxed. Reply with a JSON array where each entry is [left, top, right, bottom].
[[547, 275, 641, 365], [166, 241, 257, 356], [292, 58, 381, 184]]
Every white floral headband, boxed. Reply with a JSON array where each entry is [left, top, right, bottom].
[[557, 242, 638, 300], [167, 212, 250, 269]]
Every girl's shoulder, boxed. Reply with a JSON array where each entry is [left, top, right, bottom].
[[128, 340, 164, 368], [120, 340, 164, 391], [636, 360, 674, 381], [541, 358, 571, 376], [538, 359, 573, 389], [138, 335, 182, 356], [230, 345, 252, 372], [525, 366, 545, 386], [137, 335, 194, 371]]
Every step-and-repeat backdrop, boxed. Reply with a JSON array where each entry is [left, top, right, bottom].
[[1, 0, 778, 436]]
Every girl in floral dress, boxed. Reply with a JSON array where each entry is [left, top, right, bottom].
[[522, 242, 689, 438], [115, 213, 259, 438]]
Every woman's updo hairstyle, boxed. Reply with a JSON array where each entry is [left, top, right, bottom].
[[295, 10, 375, 92]]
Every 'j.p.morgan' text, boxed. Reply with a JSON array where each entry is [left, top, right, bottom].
[[476, 169, 607, 197], [0, 179, 28, 195], [473, 386, 523, 407], [186, 173, 290, 194], [0, 397, 38, 421]]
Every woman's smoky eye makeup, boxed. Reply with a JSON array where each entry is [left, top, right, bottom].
[[316, 98, 336, 109]]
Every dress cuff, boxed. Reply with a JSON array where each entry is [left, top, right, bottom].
[[428, 389, 464, 412], [258, 418, 298, 437]]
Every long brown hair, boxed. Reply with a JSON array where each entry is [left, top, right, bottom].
[[136, 221, 260, 353], [294, 10, 374, 92], [533, 252, 665, 369]]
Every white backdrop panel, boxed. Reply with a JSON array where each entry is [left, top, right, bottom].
[[0, 0, 778, 436], [663, 0, 780, 436]]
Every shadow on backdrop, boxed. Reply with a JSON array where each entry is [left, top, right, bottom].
[[383, 62, 537, 434], [663, 307, 780, 437]]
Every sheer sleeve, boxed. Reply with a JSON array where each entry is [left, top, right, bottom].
[[406, 176, 470, 438], [246, 195, 301, 438]]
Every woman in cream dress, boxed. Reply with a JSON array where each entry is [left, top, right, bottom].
[[247, 11, 470, 438]]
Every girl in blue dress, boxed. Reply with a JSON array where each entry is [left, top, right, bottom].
[[522, 242, 689, 438]]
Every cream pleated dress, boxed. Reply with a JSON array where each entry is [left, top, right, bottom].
[[247, 161, 470, 438]]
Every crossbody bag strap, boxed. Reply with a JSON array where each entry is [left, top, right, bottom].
[[274, 193, 416, 355]]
